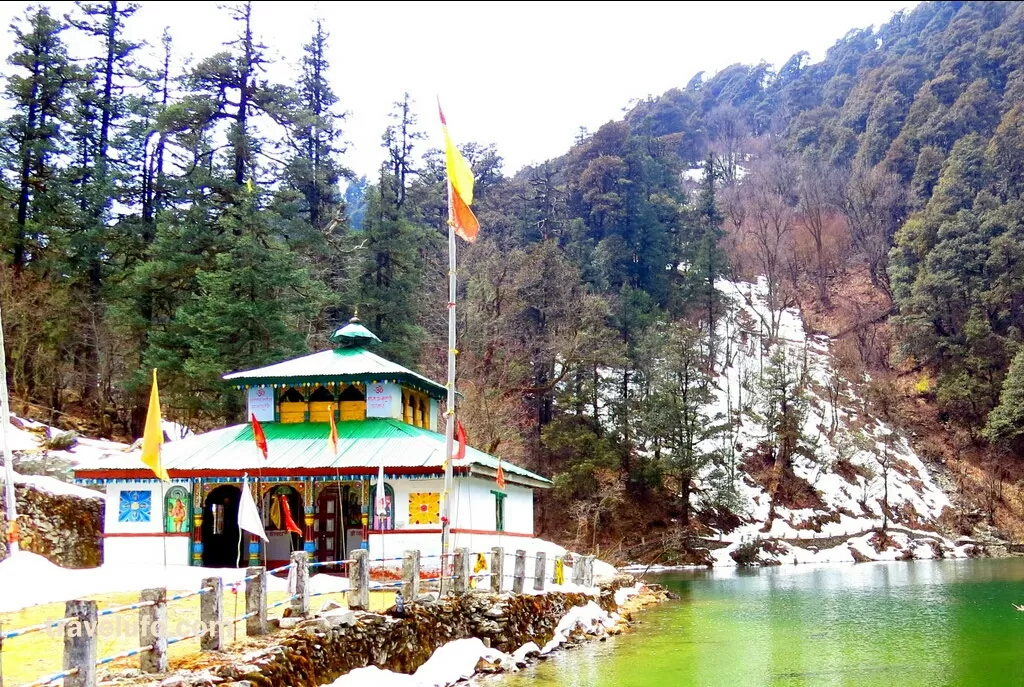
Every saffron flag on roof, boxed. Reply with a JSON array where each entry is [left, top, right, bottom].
[[251, 413, 268, 459], [328, 404, 339, 457], [439, 101, 479, 242], [140, 368, 170, 482], [453, 419, 467, 461], [496, 458, 506, 491]]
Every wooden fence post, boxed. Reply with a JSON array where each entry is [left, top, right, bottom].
[[490, 547, 504, 593], [402, 550, 420, 601], [63, 600, 97, 687], [533, 552, 546, 592], [245, 567, 267, 636], [290, 551, 310, 617], [348, 550, 369, 610], [453, 548, 470, 594], [139, 588, 167, 673], [571, 555, 584, 586], [513, 550, 526, 594], [200, 577, 223, 651], [584, 555, 595, 587]]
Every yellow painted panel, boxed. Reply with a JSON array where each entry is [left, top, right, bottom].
[[309, 401, 335, 423], [280, 402, 306, 424], [340, 400, 365, 421], [409, 492, 440, 525]]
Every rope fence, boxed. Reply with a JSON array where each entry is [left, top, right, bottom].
[[0, 547, 596, 687]]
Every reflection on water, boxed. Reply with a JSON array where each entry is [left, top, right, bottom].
[[500, 559, 1024, 687]]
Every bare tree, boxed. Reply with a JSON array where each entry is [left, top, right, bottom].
[[744, 152, 798, 343], [707, 105, 749, 186], [797, 155, 842, 305], [840, 166, 907, 299]]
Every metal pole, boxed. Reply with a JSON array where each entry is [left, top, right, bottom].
[[441, 190, 457, 592], [0, 299, 18, 555]]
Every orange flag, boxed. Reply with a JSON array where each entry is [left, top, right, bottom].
[[454, 419, 467, 461], [328, 404, 338, 457], [496, 458, 506, 491], [251, 413, 268, 459], [279, 495, 303, 536], [439, 101, 479, 242]]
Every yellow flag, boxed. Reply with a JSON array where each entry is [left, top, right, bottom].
[[438, 101, 479, 242], [245, 178, 255, 194], [140, 368, 170, 482]]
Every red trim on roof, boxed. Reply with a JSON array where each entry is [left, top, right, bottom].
[[75, 466, 454, 480], [452, 528, 534, 537], [365, 528, 533, 537]]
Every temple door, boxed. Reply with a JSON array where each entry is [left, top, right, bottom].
[[315, 487, 343, 569]]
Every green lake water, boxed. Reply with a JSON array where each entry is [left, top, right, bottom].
[[501, 559, 1024, 687]]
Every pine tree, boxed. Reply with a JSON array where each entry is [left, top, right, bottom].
[[2, 7, 79, 271], [286, 19, 347, 232], [984, 347, 1024, 446]]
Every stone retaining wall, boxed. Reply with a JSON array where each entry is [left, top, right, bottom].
[[0, 481, 104, 567], [210, 590, 619, 687]]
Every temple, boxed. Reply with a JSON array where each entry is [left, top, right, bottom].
[[72, 319, 551, 568]]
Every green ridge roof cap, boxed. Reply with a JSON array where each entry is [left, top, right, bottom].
[[330, 318, 381, 347]]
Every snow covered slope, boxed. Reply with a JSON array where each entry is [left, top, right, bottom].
[[695, 279, 965, 565]]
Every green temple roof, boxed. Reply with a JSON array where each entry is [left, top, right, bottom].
[[222, 346, 447, 397], [74, 418, 552, 488]]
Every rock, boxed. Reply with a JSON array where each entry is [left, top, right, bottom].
[[415, 593, 438, 604], [296, 618, 332, 633], [322, 610, 357, 627], [278, 617, 303, 629], [46, 430, 78, 451], [159, 675, 186, 687], [319, 599, 344, 612], [475, 658, 504, 673], [484, 606, 505, 618]]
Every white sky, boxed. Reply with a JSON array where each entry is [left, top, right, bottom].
[[0, 1, 918, 179]]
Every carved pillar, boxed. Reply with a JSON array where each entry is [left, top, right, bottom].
[[191, 478, 204, 566]]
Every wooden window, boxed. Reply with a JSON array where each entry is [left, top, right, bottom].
[[491, 490, 507, 532], [339, 384, 366, 421], [308, 385, 335, 422], [279, 387, 306, 424]]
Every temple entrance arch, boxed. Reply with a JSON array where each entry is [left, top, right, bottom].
[[315, 483, 363, 570], [201, 484, 244, 568]]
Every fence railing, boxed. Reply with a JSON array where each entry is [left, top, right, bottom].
[[0, 547, 596, 687]]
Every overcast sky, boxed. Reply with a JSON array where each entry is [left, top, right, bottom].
[[0, 1, 918, 179]]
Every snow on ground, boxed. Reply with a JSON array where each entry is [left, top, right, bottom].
[[678, 278, 962, 565], [1, 413, 132, 471], [0, 551, 346, 613], [326, 602, 619, 686], [10, 471, 104, 500], [328, 637, 510, 687]]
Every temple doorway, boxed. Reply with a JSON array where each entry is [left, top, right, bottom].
[[315, 484, 363, 570], [201, 485, 244, 568]]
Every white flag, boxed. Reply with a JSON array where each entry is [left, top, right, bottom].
[[238, 475, 268, 541], [375, 458, 387, 517]]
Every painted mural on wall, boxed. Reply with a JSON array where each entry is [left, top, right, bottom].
[[373, 483, 395, 530], [118, 490, 152, 522], [408, 491, 440, 525], [164, 486, 191, 533]]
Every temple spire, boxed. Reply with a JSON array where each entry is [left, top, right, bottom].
[[329, 315, 382, 347]]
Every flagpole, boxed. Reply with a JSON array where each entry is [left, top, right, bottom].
[[441, 184, 457, 592], [0, 297, 18, 556]]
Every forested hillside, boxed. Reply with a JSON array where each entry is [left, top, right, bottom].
[[4, 0, 1024, 553]]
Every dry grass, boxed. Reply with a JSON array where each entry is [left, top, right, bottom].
[[0, 587, 396, 685]]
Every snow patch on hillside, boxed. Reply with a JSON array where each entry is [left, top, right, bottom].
[[692, 278, 960, 564]]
